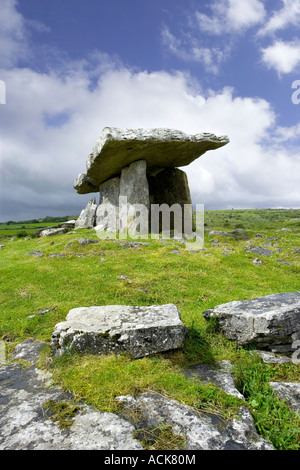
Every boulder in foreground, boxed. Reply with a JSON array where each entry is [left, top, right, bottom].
[[203, 292, 300, 351], [51, 304, 187, 358]]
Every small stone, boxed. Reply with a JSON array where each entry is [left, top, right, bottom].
[[253, 351, 292, 364], [244, 245, 274, 257], [277, 259, 292, 266], [49, 253, 66, 258], [182, 360, 244, 399], [78, 238, 99, 246], [27, 250, 45, 257], [40, 228, 67, 237], [252, 258, 263, 265], [269, 382, 300, 413]]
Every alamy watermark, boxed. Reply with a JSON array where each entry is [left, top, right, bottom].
[[291, 80, 300, 104], [95, 197, 204, 250], [0, 340, 6, 364], [292, 340, 300, 365], [0, 80, 6, 105]]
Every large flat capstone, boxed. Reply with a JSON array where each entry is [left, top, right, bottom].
[[202, 292, 300, 350], [51, 304, 187, 358], [74, 127, 229, 193]]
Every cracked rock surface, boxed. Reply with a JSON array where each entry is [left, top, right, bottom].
[[0, 340, 142, 450], [2, 339, 298, 451]]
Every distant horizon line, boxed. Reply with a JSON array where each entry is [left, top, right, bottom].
[[1, 206, 300, 225]]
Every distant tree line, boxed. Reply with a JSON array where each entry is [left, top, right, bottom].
[[2, 216, 75, 225]]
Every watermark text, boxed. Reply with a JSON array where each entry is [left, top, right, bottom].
[[0, 341, 6, 364], [291, 80, 300, 104], [95, 197, 204, 250], [0, 80, 6, 105]]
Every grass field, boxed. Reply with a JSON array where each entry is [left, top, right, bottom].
[[0, 208, 299, 449]]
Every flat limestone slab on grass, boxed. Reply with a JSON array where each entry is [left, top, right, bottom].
[[203, 292, 300, 351], [51, 304, 187, 358]]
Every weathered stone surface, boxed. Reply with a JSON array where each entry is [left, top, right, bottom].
[[75, 198, 97, 228], [119, 160, 149, 235], [182, 360, 244, 400], [269, 382, 300, 413], [74, 127, 229, 193], [51, 304, 187, 358], [203, 292, 300, 350], [40, 227, 67, 237], [117, 392, 274, 450], [253, 350, 292, 364], [27, 250, 45, 257], [1, 340, 279, 451], [148, 168, 194, 235], [95, 177, 120, 232], [0, 340, 142, 450], [74, 173, 98, 194], [33, 221, 74, 237], [244, 245, 274, 257], [208, 230, 249, 240]]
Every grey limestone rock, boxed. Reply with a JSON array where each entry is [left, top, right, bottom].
[[75, 198, 97, 229], [74, 173, 98, 194], [119, 160, 150, 235], [244, 245, 274, 257], [95, 176, 120, 232], [182, 360, 244, 400], [203, 292, 300, 350], [40, 228, 67, 237], [74, 127, 229, 193], [269, 382, 300, 413], [51, 304, 187, 358], [117, 392, 274, 450], [0, 340, 142, 450]]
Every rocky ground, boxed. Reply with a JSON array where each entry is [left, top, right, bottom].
[[1, 339, 299, 450]]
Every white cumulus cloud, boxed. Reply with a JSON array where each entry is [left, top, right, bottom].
[[261, 39, 300, 75], [258, 0, 300, 36], [196, 0, 266, 34]]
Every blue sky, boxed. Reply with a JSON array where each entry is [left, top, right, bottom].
[[1, 0, 300, 221]]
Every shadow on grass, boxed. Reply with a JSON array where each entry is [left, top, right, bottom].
[[183, 320, 217, 365]]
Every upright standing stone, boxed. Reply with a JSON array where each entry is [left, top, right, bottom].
[[119, 160, 149, 236], [95, 177, 120, 233], [75, 198, 97, 228]]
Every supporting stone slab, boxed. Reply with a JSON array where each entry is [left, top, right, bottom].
[[148, 168, 194, 235], [119, 160, 150, 235], [51, 304, 187, 358], [95, 177, 120, 232]]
